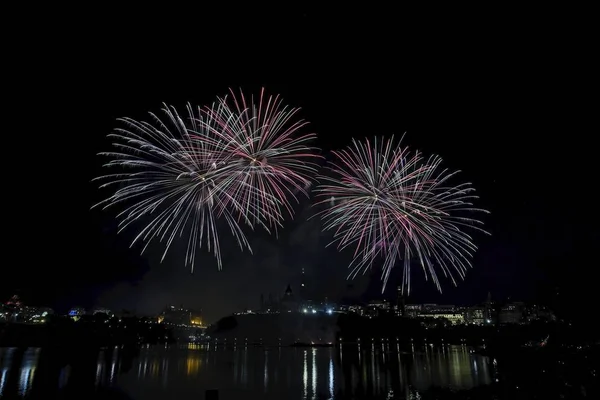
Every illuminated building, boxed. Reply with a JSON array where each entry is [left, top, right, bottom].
[[418, 312, 465, 325], [257, 284, 303, 313], [68, 307, 85, 321], [161, 305, 191, 325], [499, 302, 524, 324], [158, 305, 205, 343], [368, 300, 390, 311], [405, 304, 422, 318], [190, 313, 203, 327], [347, 305, 364, 315], [523, 305, 556, 322], [364, 300, 390, 318], [4, 295, 23, 308], [159, 305, 204, 327], [92, 307, 112, 316], [484, 292, 495, 324], [27, 307, 53, 324], [396, 286, 406, 316], [465, 307, 485, 325]]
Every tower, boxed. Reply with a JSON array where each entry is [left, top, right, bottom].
[[396, 286, 405, 316], [485, 292, 493, 324], [284, 284, 293, 298], [281, 284, 297, 312]]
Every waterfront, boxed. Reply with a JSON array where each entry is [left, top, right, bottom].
[[0, 344, 492, 399]]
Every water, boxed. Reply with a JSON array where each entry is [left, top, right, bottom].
[[0, 344, 493, 399]]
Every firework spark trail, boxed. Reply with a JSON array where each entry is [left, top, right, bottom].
[[315, 136, 489, 293], [92, 103, 256, 271], [204, 88, 322, 234], [93, 89, 321, 271]]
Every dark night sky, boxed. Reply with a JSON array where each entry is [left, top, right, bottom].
[[2, 7, 596, 322]]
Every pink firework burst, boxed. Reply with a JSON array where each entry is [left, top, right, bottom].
[[204, 88, 322, 233], [315, 136, 489, 293]]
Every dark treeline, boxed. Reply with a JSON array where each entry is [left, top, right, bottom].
[[337, 314, 597, 347], [0, 314, 174, 348]]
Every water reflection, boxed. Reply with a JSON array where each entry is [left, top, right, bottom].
[[18, 348, 39, 396], [0, 347, 40, 397], [121, 343, 491, 399], [0, 343, 492, 399], [0, 347, 15, 397], [0, 346, 138, 398]]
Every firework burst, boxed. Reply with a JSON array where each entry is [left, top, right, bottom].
[[205, 88, 321, 233], [315, 136, 489, 293], [92, 102, 255, 270], [93, 88, 320, 271]]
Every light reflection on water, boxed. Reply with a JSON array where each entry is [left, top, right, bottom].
[[0, 347, 40, 398], [119, 343, 492, 399], [0, 343, 492, 399], [17, 348, 39, 396]]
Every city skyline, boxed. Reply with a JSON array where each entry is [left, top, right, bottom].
[[1, 286, 556, 328]]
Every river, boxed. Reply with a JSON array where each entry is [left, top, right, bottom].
[[0, 343, 494, 399]]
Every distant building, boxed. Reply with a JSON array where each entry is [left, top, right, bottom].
[[396, 286, 406, 317], [257, 284, 304, 314], [465, 306, 485, 325], [161, 305, 191, 325], [368, 300, 390, 310], [499, 302, 525, 324], [418, 312, 465, 325], [347, 305, 365, 316], [405, 304, 422, 318], [523, 304, 556, 323], [92, 307, 112, 316], [281, 284, 299, 312], [5, 295, 23, 308], [365, 300, 390, 318], [68, 307, 85, 321], [28, 307, 53, 324], [190, 311, 203, 326], [484, 292, 495, 324], [159, 305, 203, 327]]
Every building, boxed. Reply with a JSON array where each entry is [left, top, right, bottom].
[[396, 286, 406, 316], [281, 284, 299, 312], [465, 306, 485, 325], [364, 300, 391, 318], [499, 302, 525, 324], [523, 304, 556, 323], [92, 307, 112, 317], [190, 311, 203, 326], [68, 307, 85, 321], [161, 305, 191, 325], [484, 292, 495, 324], [257, 284, 304, 314], [159, 305, 203, 327], [418, 312, 465, 325], [346, 305, 365, 316], [405, 304, 422, 318], [368, 300, 390, 310]]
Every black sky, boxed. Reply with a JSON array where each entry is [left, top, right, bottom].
[[2, 7, 596, 322]]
